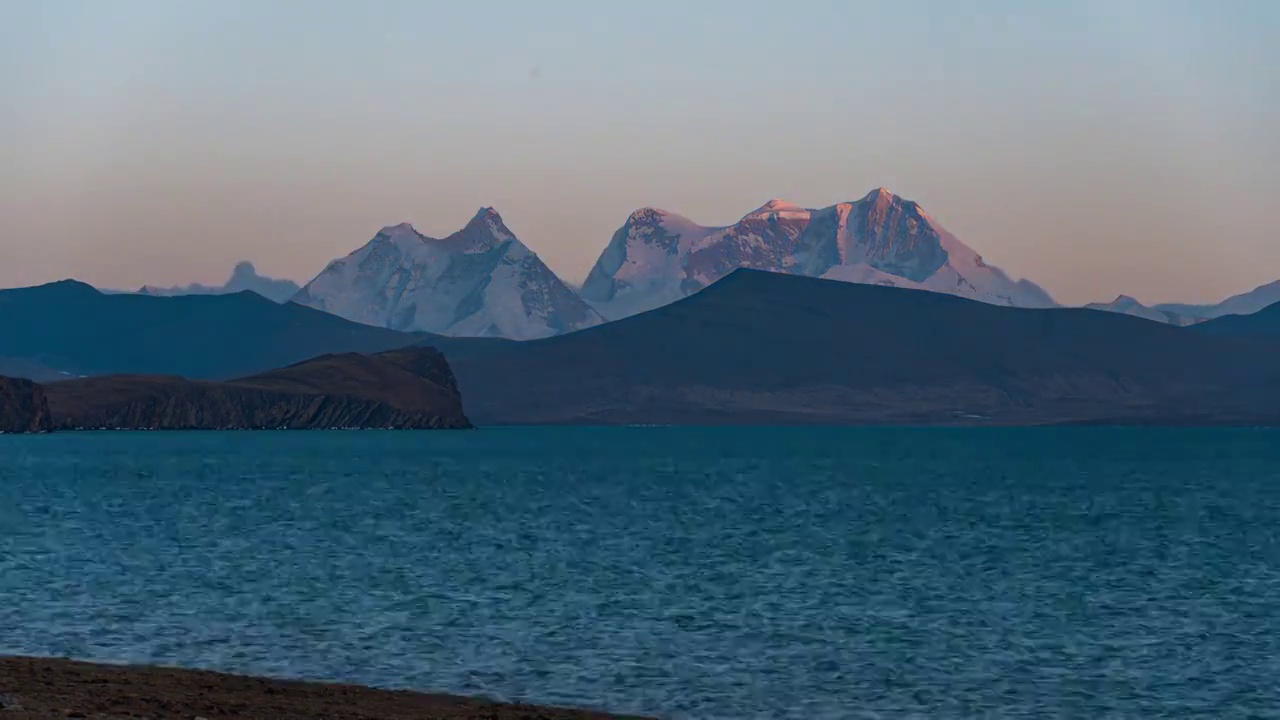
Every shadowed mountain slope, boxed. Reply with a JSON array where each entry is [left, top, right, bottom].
[[440, 270, 1280, 426], [1192, 301, 1280, 336], [0, 280, 423, 380]]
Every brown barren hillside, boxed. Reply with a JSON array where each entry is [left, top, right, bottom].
[[0, 377, 52, 433], [41, 347, 470, 430]]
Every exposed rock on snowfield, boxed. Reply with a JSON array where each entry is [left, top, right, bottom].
[[581, 189, 1055, 320]]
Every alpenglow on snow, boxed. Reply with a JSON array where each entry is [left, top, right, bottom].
[[295, 190, 1054, 339], [580, 188, 1056, 321]]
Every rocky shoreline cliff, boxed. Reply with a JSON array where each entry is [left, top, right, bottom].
[[0, 377, 53, 433], [3, 347, 471, 433]]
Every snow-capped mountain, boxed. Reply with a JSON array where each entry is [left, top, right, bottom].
[[581, 188, 1055, 320], [136, 262, 301, 303], [292, 208, 602, 340], [1084, 295, 1201, 326]]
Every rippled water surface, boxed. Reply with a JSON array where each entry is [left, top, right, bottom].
[[2, 428, 1280, 718]]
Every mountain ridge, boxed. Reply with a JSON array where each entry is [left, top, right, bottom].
[[1193, 299, 1280, 336], [581, 189, 1055, 321], [439, 269, 1280, 426], [136, 262, 301, 303], [0, 280, 423, 380], [1083, 295, 1200, 326], [1156, 279, 1280, 320], [293, 208, 603, 340], [15, 192, 1275, 336], [7, 271, 1280, 426]]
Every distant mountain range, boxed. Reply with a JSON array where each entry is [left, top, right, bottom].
[[582, 189, 1056, 320], [0, 280, 421, 380], [77, 189, 1276, 337], [6, 270, 1280, 426], [1193, 299, 1280, 336], [1158, 280, 1280, 320], [1085, 280, 1280, 326], [292, 209, 603, 340], [1084, 296, 1200, 327], [134, 262, 301, 303], [292, 189, 1055, 338]]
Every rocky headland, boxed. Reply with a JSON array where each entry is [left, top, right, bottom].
[[0, 377, 52, 433], [1, 347, 470, 432]]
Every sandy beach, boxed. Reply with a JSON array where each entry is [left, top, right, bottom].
[[0, 657, 650, 720]]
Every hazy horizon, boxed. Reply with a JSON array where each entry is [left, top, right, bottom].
[[4, 0, 1277, 305]]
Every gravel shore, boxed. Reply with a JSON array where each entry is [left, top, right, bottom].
[[0, 657, 650, 720]]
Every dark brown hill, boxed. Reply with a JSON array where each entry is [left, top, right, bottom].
[[0, 377, 52, 433], [42, 347, 470, 430]]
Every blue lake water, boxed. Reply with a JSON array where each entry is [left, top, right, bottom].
[[2, 428, 1279, 718]]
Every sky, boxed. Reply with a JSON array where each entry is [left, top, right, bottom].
[[2, 0, 1277, 305]]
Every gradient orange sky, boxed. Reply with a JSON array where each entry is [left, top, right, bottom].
[[2, 1, 1277, 305]]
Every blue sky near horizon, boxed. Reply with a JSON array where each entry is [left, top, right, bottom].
[[2, 0, 1277, 304]]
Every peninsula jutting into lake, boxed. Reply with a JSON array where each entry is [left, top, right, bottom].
[[0, 347, 470, 432]]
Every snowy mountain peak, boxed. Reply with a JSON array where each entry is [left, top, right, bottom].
[[440, 206, 517, 253], [625, 207, 677, 225], [294, 211, 601, 339], [859, 187, 915, 214], [376, 222, 423, 240], [862, 188, 932, 224], [752, 198, 800, 212], [468, 206, 507, 230], [583, 189, 1056, 320], [742, 198, 810, 221]]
